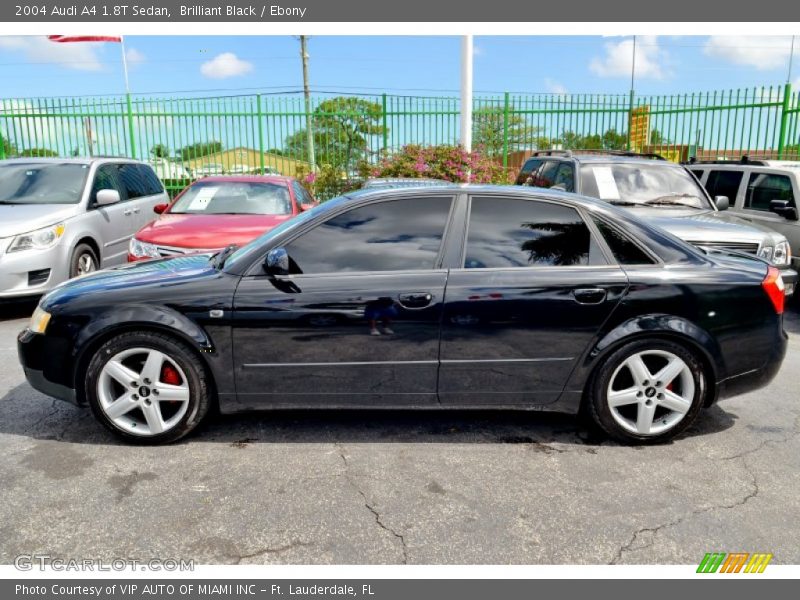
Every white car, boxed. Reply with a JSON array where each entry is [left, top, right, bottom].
[[0, 157, 169, 298]]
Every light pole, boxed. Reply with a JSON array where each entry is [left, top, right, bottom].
[[460, 35, 473, 154], [299, 35, 316, 171]]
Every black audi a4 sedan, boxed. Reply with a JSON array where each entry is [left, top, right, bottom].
[[18, 185, 787, 445]]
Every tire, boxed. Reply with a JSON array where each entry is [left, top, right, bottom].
[[69, 243, 99, 279], [587, 338, 707, 444], [85, 331, 213, 444]]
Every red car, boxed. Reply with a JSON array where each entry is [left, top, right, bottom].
[[128, 175, 316, 261]]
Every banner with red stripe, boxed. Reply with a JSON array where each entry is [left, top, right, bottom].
[[47, 35, 122, 43]]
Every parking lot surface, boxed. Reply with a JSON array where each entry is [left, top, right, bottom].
[[1, 300, 799, 565]]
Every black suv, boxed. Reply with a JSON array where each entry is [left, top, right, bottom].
[[515, 150, 797, 294]]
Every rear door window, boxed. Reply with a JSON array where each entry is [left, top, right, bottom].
[[705, 170, 744, 202], [515, 158, 543, 185], [745, 173, 795, 211], [118, 163, 149, 200]]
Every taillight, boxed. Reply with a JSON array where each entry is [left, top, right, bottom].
[[762, 266, 785, 314]]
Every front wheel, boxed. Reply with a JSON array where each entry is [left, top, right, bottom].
[[85, 331, 213, 444], [587, 339, 707, 444], [69, 243, 99, 278]]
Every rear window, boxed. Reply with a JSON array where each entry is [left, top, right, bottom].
[[170, 181, 292, 215], [515, 158, 543, 185], [592, 217, 656, 265]]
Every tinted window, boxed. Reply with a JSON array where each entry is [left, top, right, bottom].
[[139, 165, 164, 196], [531, 161, 559, 188], [285, 197, 452, 274], [745, 173, 795, 211], [705, 170, 743, 202], [465, 197, 592, 268], [292, 181, 314, 206], [118, 163, 150, 200], [516, 158, 543, 185], [690, 169, 705, 180], [553, 163, 575, 192], [592, 217, 656, 265], [92, 164, 126, 203]]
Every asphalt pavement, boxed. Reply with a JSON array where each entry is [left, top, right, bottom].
[[1, 299, 798, 565]]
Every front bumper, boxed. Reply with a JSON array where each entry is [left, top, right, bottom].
[[0, 242, 70, 298], [17, 328, 80, 406]]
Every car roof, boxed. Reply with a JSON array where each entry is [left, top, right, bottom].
[[689, 160, 800, 172], [191, 175, 294, 184], [0, 156, 145, 166]]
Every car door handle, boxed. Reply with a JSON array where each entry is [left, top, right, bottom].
[[572, 288, 607, 304], [132, 207, 140, 214], [123, 209, 133, 216], [398, 292, 433, 309]]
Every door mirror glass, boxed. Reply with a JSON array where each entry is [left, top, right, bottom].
[[769, 199, 799, 220], [96, 189, 121, 206], [153, 203, 168, 214], [264, 247, 290, 275], [714, 195, 729, 211]]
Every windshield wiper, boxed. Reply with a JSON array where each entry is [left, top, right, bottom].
[[608, 200, 639, 206], [210, 244, 238, 269], [643, 194, 702, 208]]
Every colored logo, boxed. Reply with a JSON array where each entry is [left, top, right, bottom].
[[697, 552, 773, 573]]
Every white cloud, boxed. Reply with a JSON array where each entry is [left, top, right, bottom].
[[589, 36, 668, 80], [0, 35, 103, 71], [125, 47, 145, 66], [544, 78, 568, 95], [200, 52, 253, 79], [704, 36, 793, 71]]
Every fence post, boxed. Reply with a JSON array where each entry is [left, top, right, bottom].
[[257, 94, 265, 174], [778, 82, 792, 159], [626, 89, 635, 151], [0, 129, 5, 160], [125, 92, 137, 159], [502, 91, 510, 169], [381, 93, 388, 155]]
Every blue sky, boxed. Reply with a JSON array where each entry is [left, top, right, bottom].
[[0, 35, 798, 99]]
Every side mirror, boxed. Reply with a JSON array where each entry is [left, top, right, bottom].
[[300, 203, 316, 212], [153, 203, 169, 214], [264, 247, 290, 276], [714, 195, 729, 211], [769, 199, 799, 220], [96, 189, 121, 206]]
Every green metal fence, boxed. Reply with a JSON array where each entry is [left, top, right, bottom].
[[1, 85, 799, 198]]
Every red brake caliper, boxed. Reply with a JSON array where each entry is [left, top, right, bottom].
[[160, 364, 181, 387]]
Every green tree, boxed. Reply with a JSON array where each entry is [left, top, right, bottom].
[[19, 147, 58, 157], [150, 143, 170, 159], [2, 137, 17, 157], [472, 107, 541, 156], [179, 141, 223, 161], [291, 97, 387, 173]]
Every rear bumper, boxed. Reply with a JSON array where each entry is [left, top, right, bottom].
[[17, 328, 80, 406], [717, 326, 788, 401], [778, 265, 797, 296]]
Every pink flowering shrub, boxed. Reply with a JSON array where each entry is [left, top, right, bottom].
[[371, 144, 512, 184]]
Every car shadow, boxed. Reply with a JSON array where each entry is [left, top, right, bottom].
[[783, 301, 800, 336], [0, 299, 38, 322], [0, 382, 738, 448]]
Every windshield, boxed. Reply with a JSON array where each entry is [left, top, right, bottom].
[[0, 163, 89, 205], [170, 181, 292, 215], [579, 163, 712, 209]]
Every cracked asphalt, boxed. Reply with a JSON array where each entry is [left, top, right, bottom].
[[1, 299, 798, 565]]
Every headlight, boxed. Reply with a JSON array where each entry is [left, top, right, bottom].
[[759, 246, 774, 262], [773, 240, 791, 266], [7, 223, 65, 253], [128, 237, 160, 259], [28, 306, 51, 334]]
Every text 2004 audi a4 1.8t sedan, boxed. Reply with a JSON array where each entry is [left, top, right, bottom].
[[18, 185, 788, 445]]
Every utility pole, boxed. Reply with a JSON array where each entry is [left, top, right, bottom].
[[788, 35, 796, 84], [299, 35, 316, 171], [460, 35, 473, 154]]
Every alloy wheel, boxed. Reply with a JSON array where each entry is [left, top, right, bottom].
[[606, 349, 695, 436], [77, 253, 96, 276], [97, 347, 191, 436]]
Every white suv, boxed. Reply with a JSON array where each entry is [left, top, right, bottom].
[[688, 158, 799, 273], [0, 157, 168, 298]]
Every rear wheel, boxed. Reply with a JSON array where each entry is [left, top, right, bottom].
[[587, 339, 706, 444], [85, 331, 212, 444]]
